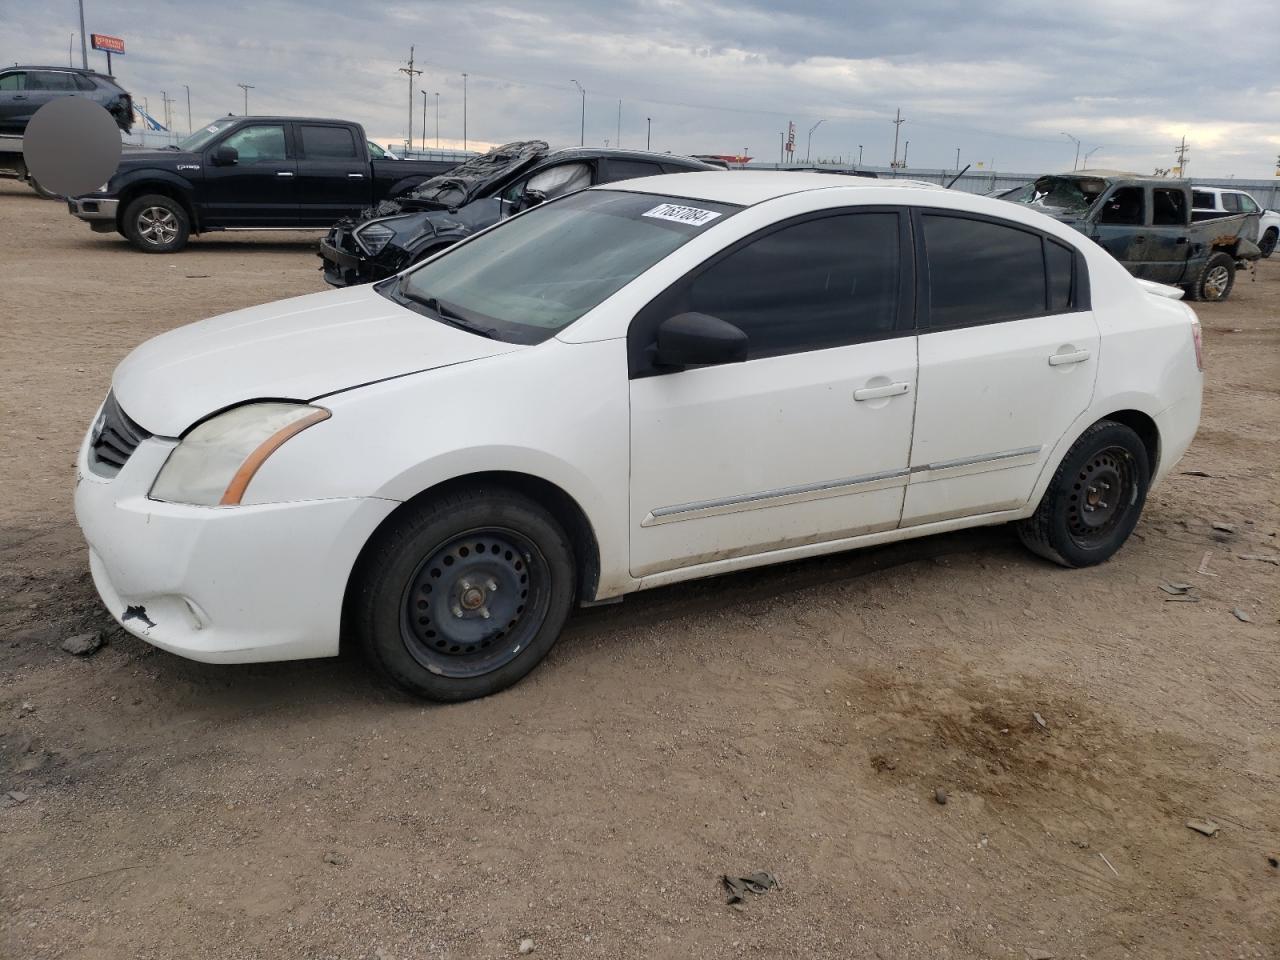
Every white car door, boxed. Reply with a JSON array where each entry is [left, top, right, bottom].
[[628, 209, 918, 578], [901, 210, 1099, 526]]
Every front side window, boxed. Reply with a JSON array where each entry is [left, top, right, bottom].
[[1152, 189, 1186, 226], [179, 117, 238, 152], [222, 124, 287, 163], [300, 125, 357, 159], [923, 214, 1045, 327], [0, 72, 26, 91], [1236, 193, 1259, 214], [676, 212, 901, 359], [1097, 187, 1144, 226], [367, 141, 388, 159], [524, 163, 592, 198], [389, 190, 739, 343]]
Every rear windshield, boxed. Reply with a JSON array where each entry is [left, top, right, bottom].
[[382, 190, 740, 344]]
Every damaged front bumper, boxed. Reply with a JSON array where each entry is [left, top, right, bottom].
[[75, 430, 396, 664], [319, 225, 408, 288]]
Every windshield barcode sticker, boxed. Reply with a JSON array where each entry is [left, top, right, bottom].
[[642, 203, 722, 226]]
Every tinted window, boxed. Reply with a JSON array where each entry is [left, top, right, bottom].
[[681, 213, 900, 359], [300, 125, 357, 159], [923, 215, 1045, 327], [1046, 240, 1074, 313], [29, 71, 77, 91], [1098, 187, 1144, 225], [1192, 190, 1215, 209], [0, 72, 25, 91], [74, 75, 97, 91], [1153, 189, 1186, 225], [1222, 193, 1241, 213], [601, 159, 665, 183], [222, 124, 287, 162]]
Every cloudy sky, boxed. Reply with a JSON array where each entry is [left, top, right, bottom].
[[6, 0, 1279, 177]]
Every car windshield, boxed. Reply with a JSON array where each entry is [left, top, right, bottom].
[[1015, 176, 1107, 213], [382, 189, 740, 344], [177, 118, 239, 152]]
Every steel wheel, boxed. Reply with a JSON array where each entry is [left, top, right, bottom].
[[1202, 264, 1230, 300], [137, 206, 180, 246], [1065, 445, 1137, 549], [399, 526, 551, 680]]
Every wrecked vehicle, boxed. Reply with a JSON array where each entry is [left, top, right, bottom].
[[1006, 171, 1261, 301], [65, 116, 457, 252], [319, 141, 718, 286]]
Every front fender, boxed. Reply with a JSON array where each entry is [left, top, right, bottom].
[[112, 171, 199, 226]]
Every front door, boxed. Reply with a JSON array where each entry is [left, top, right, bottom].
[[295, 122, 368, 225], [628, 209, 918, 578], [201, 122, 297, 226], [1090, 185, 1150, 276], [902, 211, 1099, 526]]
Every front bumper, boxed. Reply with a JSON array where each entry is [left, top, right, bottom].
[[68, 196, 119, 223], [75, 428, 397, 664]]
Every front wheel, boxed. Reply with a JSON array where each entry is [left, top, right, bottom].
[[351, 486, 576, 701], [1260, 228, 1277, 259], [1017, 420, 1151, 568], [122, 194, 191, 253]]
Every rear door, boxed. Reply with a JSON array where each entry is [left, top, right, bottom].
[[0, 70, 27, 133], [901, 211, 1098, 526], [295, 122, 368, 225], [1145, 186, 1191, 283], [201, 122, 297, 226]]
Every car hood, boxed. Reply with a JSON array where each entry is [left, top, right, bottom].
[[112, 283, 522, 436], [372, 198, 507, 252]]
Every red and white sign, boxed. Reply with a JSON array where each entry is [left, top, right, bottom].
[[90, 34, 126, 55]]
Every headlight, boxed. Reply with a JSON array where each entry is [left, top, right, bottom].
[[150, 403, 330, 506], [354, 220, 398, 256], [95, 183, 110, 193]]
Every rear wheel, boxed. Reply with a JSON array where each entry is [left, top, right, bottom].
[[122, 194, 191, 253], [352, 486, 576, 701], [1260, 227, 1277, 259], [1187, 251, 1235, 302], [1017, 420, 1151, 568]]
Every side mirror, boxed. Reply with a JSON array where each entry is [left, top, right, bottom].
[[654, 312, 748, 368], [211, 145, 239, 166]]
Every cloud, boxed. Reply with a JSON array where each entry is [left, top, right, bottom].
[[3, 0, 1277, 176]]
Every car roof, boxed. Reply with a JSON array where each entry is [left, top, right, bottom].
[[540, 146, 717, 170], [5, 65, 111, 77], [599, 170, 944, 206]]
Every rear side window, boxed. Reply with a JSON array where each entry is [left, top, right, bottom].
[[1046, 240, 1074, 313], [601, 159, 666, 183], [300, 125, 357, 159], [1152, 189, 1186, 225], [1222, 193, 1242, 213], [29, 71, 77, 91], [922, 215, 1045, 327], [0, 72, 25, 91], [1192, 190, 1215, 209], [74, 75, 97, 91], [681, 212, 901, 359]]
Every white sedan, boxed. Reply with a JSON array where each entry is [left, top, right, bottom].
[[76, 172, 1204, 701]]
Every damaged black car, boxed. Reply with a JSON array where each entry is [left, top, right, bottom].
[[319, 140, 718, 286]]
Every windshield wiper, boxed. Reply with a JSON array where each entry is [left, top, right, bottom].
[[396, 280, 501, 340]]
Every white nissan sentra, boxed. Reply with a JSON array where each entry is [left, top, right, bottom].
[[75, 173, 1203, 701]]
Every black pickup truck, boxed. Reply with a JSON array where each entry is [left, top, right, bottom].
[[66, 116, 456, 252], [1006, 171, 1261, 301]]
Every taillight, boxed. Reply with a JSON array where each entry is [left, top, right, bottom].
[[1190, 317, 1204, 372]]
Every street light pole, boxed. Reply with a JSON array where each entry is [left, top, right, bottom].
[[571, 80, 585, 146], [461, 73, 468, 150], [77, 0, 88, 69], [421, 90, 428, 151], [434, 92, 440, 148], [646, 117, 651, 151], [1061, 132, 1081, 171], [616, 99, 621, 148], [955, 146, 960, 172], [184, 84, 192, 136], [857, 144, 863, 167], [806, 119, 825, 163]]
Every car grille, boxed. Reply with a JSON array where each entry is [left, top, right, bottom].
[[89, 392, 151, 477]]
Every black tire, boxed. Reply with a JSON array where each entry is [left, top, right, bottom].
[[122, 194, 191, 253], [351, 485, 576, 702], [1017, 420, 1151, 568], [1260, 228, 1277, 259], [1187, 251, 1235, 302]]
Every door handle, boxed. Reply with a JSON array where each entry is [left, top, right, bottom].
[[853, 381, 911, 401], [347, 172, 365, 179], [276, 170, 295, 177], [1048, 349, 1091, 366]]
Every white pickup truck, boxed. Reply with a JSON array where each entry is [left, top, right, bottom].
[[1192, 186, 1279, 258]]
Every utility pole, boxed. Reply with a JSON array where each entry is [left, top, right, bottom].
[[857, 144, 863, 167], [1061, 132, 1081, 171], [399, 47, 423, 152], [616, 99, 621, 148], [1175, 135, 1189, 177], [77, 0, 88, 68], [421, 90, 428, 151], [237, 83, 254, 116], [461, 73, 468, 150], [434, 92, 440, 148], [571, 80, 585, 146], [903, 140, 909, 169], [184, 84, 192, 136], [161, 91, 175, 131], [646, 117, 651, 151], [778, 131, 783, 163], [891, 108, 905, 168], [955, 146, 960, 172], [806, 119, 825, 164]]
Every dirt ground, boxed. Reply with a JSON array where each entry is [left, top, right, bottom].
[[0, 177, 1277, 960]]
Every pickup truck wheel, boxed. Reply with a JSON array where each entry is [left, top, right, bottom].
[[352, 486, 576, 702], [1260, 228, 1277, 259], [1189, 251, 1235, 302], [123, 194, 190, 253], [1017, 420, 1150, 569]]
